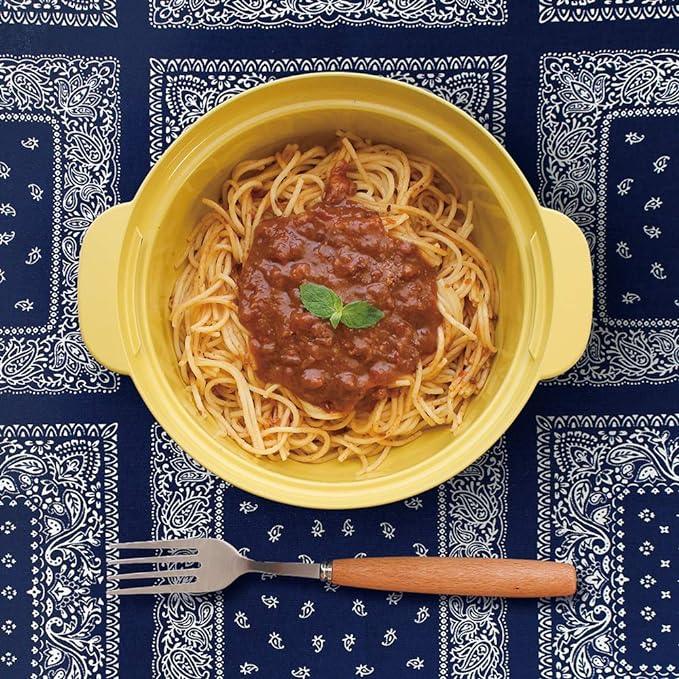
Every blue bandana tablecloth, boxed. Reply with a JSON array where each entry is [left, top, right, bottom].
[[1, 2, 678, 678]]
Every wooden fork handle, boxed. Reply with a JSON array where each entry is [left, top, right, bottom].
[[330, 557, 576, 598]]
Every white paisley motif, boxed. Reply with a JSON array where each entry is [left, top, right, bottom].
[[539, 0, 679, 23], [27, 183, 43, 201], [149, 56, 507, 167], [261, 594, 279, 609], [0, 0, 117, 27], [351, 599, 367, 617], [650, 262, 667, 280], [414, 607, 430, 624], [616, 178, 633, 196], [381, 628, 397, 646], [234, 611, 250, 629], [538, 51, 679, 386], [653, 155, 670, 173], [0, 55, 120, 394], [267, 524, 284, 542], [298, 600, 315, 619], [625, 131, 645, 145], [615, 241, 632, 259], [404, 497, 423, 510], [0, 423, 119, 678], [311, 634, 324, 653], [342, 633, 356, 652], [644, 195, 664, 211], [268, 631, 285, 650], [13, 298, 33, 312], [437, 440, 508, 679], [379, 521, 395, 539], [149, 0, 507, 29], [536, 414, 679, 678], [386, 591, 402, 606], [239, 500, 258, 513]]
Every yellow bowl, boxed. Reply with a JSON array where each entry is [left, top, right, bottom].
[[78, 73, 592, 509]]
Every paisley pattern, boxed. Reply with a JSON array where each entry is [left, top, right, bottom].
[[0, 423, 119, 678], [538, 50, 679, 385], [0, 115, 58, 332], [603, 109, 677, 320], [149, 0, 508, 29], [536, 414, 679, 678], [0, 0, 117, 27], [0, 56, 120, 394], [149, 56, 506, 166], [437, 442, 508, 679], [539, 0, 679, 23], [150, 425, 509, 678]]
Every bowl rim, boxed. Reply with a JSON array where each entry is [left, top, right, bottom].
[[121, 72, 548, 508]]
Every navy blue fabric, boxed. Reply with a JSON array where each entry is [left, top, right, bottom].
[[0, 121, 54, 329], [606, 115, 678, 319], [0, 2, 678, 678]]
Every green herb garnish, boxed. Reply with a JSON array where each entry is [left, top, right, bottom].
[[299, 282, 385, 330]]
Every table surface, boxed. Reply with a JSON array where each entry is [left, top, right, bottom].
[[0, 2, 678, 678]]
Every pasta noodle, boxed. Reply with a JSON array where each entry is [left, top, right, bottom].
[[170, 133, 498, 472]]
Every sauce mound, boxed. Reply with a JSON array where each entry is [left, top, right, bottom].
[[238, 166, 442, 411]]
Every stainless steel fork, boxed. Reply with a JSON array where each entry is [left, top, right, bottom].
[[109, 538, 577, 598]]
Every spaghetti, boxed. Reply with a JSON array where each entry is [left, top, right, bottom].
[[170, 133, 498, 472]]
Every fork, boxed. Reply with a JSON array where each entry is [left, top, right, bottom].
[[109, 538, 576, 597]]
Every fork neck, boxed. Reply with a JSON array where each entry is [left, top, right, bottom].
[[246, 559, 326, 581]]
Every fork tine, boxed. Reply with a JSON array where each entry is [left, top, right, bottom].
[[111, 539, 200, 551], [109, 568, 200, 581], [107, 582, 199, 596], [110, 555, 199, 567]]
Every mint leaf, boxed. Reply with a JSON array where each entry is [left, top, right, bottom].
[[300, 282, 342, 319], [340, 300, 385, 329], [298, 283, 384, 330]]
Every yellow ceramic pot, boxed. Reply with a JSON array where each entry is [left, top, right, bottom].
[[78, 73, 592, 509]]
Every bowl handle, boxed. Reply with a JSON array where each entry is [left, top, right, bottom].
[[538, 208, 593, 380], [78, 202, 133, 375]]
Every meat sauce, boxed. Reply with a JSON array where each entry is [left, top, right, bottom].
[[238, 164, 443, 412]]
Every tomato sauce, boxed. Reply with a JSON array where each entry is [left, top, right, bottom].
[[238, 165, 442, 411]]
